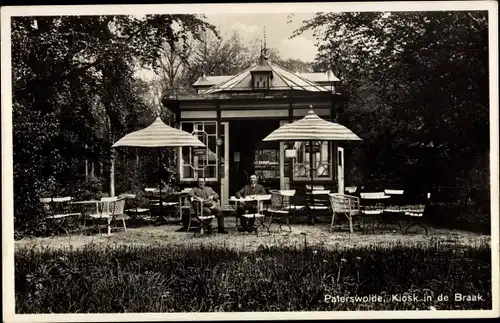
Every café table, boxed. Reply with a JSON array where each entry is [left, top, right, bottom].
[[359, 193, 394, 232], [229, 195, 272, 235], [70, 200, 102, 233], [40, 197, 82, 235]]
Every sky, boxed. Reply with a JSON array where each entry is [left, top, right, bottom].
[[204, 13, 318, 62], [137, 12, 318, 82]]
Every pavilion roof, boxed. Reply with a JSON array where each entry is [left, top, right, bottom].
[[199, 59, 337, 94]]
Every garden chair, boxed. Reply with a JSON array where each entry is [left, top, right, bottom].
[[400, 192, 429, 235], [279, 189, 305, 214], [39, 196, 81, 236], [83, 196, 127, 235], [304, 188, 331, 225], [328, 193, 360, 233], [122, 194, 152, 225], [177, 191, 193, 223], [241, 194, 272, 236], [309, 189, 331, 211], [267, 190, 296, 232], [359, 192, 389, 232], [187, 197, 216, 236], [145, 188, 179, 222], [384, 189, 405, 213], [305, 185, 330, 210]]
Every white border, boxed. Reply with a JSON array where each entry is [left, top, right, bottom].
[[2, 2, 499, 322]]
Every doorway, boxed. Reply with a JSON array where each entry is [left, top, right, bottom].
[[229, 119, 280, 194]]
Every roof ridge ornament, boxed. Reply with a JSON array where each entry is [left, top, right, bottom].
[[259, 26, 269, 64]]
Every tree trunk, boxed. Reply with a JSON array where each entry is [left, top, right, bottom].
[[107, 112, 115, 197], [85, 160, 89, 182], [136, 148, 140, 171], [84, 144, 89, 182], [110, 147, 115, 197]]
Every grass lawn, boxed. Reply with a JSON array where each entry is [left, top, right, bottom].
[[13, 217, 492, 313]]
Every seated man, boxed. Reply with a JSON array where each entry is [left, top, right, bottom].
[[188, 178, 228, 234], [235, 174, 267, 232]]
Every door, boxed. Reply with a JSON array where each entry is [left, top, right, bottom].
[[279, 120, 290, 190], [220, 122, 229, 205], [337, 146, 344, 194]]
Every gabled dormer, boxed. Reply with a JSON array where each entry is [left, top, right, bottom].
[[250, 48, 273, 90]]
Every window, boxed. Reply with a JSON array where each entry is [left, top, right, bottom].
[[254, 148, 280, 180], [253, 73, 270, 89], [180, 121, 219, 181], [292, 141, 332, 180]]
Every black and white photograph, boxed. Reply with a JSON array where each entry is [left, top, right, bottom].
[[1, 2, 498, 321]]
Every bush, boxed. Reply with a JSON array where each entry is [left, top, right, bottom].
[[15, 243, 491, 313], [425, 202, 490, 234]]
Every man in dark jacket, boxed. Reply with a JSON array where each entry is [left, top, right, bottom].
[[235, 174, 267, 232], [189, 178, 228, 234]]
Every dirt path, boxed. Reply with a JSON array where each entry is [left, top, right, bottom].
[[15, 219, 490, 252]]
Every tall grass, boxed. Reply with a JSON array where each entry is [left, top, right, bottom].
[[15, 243, 491, 313]]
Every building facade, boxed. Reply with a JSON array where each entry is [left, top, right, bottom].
[[163, 50, 348, 206]]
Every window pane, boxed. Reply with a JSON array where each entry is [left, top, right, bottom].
[[204, 123, 216, 135], [181, 147, 192, 164], [182, 122, 193, 134], [183, 166, 193, 178], [208, 135, 216, 153], [205, 166, 216, 179]]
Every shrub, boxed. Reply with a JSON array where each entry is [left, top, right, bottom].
[[425, 202, 490, 234]]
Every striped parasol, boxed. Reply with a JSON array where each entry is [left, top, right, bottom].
[[113, 117, 205, 148], [263, 110, 362, 142], [262, 108, 361, 223], [112, 116, 204, 219]]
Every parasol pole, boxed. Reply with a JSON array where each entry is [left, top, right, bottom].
[[158, 147, 164, 220], [309, 140, 314, 217]]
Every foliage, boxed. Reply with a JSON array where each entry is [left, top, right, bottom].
[[294, 11, 489, 194], [15, 243, 491, 312], [11, 15, 217, 235]]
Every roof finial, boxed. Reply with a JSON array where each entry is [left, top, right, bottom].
[[263, 26, 267, 52], [260, 26, 268, 60]]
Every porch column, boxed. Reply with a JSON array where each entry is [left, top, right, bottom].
[[285, 99, 294, 189], [331, 99, 338, 192], [216, 101, 221, 183], [173, 100, 182, 184]]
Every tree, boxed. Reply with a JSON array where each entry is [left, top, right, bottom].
[[11, 14, 217, 235], [293, 12, 489, 194], [273, 58, 312, 73], [183, 31, 259, 88]]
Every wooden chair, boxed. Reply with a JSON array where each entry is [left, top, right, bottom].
[[188, 197, 216, 236], [384, 189, 405, 213], [279, 189, 305, 214], [360, 192, 389, 232], [242, 194, 272, 236], [177, 190, 193, 222], [39, 196, 81, 235], [267, 190, 295, 232], [122, 194, 152, 225], [329, 193, 360, 233]]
